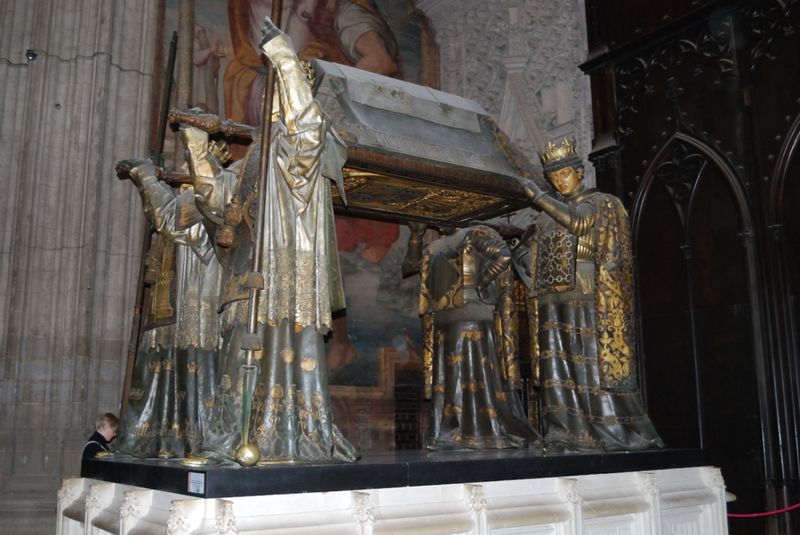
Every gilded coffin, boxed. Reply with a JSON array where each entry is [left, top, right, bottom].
[[311, 60, 529, 225]]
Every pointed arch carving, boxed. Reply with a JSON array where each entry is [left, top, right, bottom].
[[632, 132, 753, 242], [766, 112, 800, 413], [770, 112, 800, 225], [630, 132, 770, 462]]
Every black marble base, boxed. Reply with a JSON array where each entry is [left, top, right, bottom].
[[81, 448, 707, 499]]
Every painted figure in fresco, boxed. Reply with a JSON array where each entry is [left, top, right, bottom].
[[177, 17, 357, 463], [192, 24, 225, 114], [330, 0, 399, 76], [513, 138, 664, 452], [114, 155, 224, 461], [403, 223, 536, 449], [226, 0, 319, 127]]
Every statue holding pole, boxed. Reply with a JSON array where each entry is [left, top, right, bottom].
[[177, 13, 357, 465]]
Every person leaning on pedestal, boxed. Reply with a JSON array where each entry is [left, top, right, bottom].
[[513, 138, 664, 452], [82, 413, 119, 459]]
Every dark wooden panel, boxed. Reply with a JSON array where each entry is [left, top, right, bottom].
[[688, 165, 751, 309], [585, 2, 800, 532], [636, 181, 698, 448], [636, 182, 689, 317], [585, 0, 721, 53], [782, 153, 800, 308], [688, 168, 764, 520]]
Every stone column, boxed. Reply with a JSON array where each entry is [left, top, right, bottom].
[[0, 0, 159, 531]]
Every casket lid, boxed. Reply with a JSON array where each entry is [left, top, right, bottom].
[[312, 60, 532, 225]]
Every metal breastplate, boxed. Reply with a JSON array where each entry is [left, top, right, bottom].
[[534, 225, 578, 295]]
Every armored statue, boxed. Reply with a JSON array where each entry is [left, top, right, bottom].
[[404, 223, 536, 449], [513, 138, 664, 452]]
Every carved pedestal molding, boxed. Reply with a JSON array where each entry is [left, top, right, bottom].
[[351, 491, 375, 535], [56, 478, 86, 535], [637, 472, 663, 534], [59, 467, 729, 535], [215, 500, 238, 535], [167, 501, 194, 535], [119, 492, 141, 522], [464, 483, 488, 533]]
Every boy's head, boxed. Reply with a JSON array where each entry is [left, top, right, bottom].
[[96, 412, 119, 441]]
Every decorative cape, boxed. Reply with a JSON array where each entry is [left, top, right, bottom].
[[523, 191, 638, 392]]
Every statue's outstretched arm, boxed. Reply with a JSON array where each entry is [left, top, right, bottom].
[[260, 19, 325, 199], [179, 125, 237, 226], [116, 158, 214, 263], [519, 178, 595, 236]]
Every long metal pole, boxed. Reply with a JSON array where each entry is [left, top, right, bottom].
[[120, 31, 179, 419], [235, 1, 284, 467]]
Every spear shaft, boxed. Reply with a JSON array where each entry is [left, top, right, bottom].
[[236, 1, 284, 466]]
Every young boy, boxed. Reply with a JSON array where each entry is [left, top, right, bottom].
[[82, 413, 119, 458]]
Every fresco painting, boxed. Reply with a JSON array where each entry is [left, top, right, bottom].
[[163, 1, 434, 448]]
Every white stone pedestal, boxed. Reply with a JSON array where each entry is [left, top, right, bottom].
[[58, 466, 728, 534]]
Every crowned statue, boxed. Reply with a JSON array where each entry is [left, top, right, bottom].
[[513, 138, 664, 452]]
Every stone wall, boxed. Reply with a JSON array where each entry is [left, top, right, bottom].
[[417, 0, 593, 227], [0, 0, 158, 531]]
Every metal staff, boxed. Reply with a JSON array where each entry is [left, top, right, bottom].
[[120, 31, 178, 419], [234, 1, 284, 467]]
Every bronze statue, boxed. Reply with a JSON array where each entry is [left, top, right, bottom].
[[404, 223, 536, 449], [114, 158, 223, 462], [176, 17, 357, 464], [513, 138, 664, 452]]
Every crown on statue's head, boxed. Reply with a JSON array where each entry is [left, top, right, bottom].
[[539, 137, 577, 166], [538, 137, 583, 173]]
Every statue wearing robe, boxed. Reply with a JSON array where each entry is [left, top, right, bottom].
[[513, 139, 664, 452], [405, 224, 536, 450], [180, 22, 356, 463], [115, 160, 222, 459]]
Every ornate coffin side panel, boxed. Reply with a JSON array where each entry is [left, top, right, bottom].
[[311, 60, 529, 225]]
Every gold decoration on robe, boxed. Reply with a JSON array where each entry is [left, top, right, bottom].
[[593, 197, 638, 390]]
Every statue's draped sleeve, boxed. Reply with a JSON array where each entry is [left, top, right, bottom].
[[593, 195, 638, 391], [182, 127, 238, 226], [134, 169, 214, 264]]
